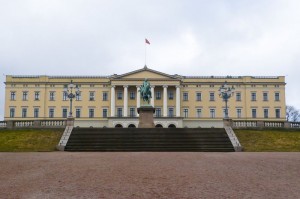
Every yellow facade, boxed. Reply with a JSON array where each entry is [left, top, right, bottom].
[[4, 67, 286, 127]]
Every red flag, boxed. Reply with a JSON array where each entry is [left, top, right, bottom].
[[145, 38, 150, 45]]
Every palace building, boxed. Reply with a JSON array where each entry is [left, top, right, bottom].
[[4, 67, 286, 128]]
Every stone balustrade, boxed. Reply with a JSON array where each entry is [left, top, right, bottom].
[[0, 121, 7, 128], [0, 120, 66, 128]]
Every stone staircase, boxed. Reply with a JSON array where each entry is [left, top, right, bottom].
[[64, 128, 235, 152]]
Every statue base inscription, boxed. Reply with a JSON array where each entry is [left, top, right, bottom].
[[137, 106, 156, 128]]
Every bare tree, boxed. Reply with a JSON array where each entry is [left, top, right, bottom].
[[286, 105, 300, 122]]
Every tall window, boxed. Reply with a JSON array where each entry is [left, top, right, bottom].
[[22, 108, 27, 118], [263, 92, 268, 101], [49, 108, 54, 118], [76, 92, 82, 101], [129, 108, 135, 117], [63, 92, 68, 101], [89, 109, 94, 118], [10, 108, 15, 118], [34, 92, 40, 101], [103, 109, 108, 118], [76, 109, 81, 118], [210, 109, 215, 118], [62, 108, 68, 118], [130, 92, 135, 100], [103, 92, 108, 101], [252, 109, 257, 118], [169, 92, 174, 100], [10, 92, 16, 100], [275, 109, 280, 118], [183, 108, 188, 118], [156, 91, 161, 100], [251, 92, 256, 101], [236, 93, 241, 101], [23, 91, 28, 101], [168, 108, 174, 117], [236, 109, 242, 118], [49, 92, 55, 101], [275, 93, 280, 101], [209, 93, 215, 101], [89, 92, 95, 101], [196, 93, 202, 101], [264, 109, 268, 118], [196, 109, 202, 118], [117, 108, 122, 117], [117, 91, 123, 100], [34, 108, 39, 118], [183, 92, 188, 101], [155, 108, 161, 117]]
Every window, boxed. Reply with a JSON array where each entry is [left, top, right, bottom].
[[63, 92, 68, 101], [168, 108, 174, 117], [130, 92, 135, 100], [156, 91, 161, 100], [76, 109, 81, 118], [117, 108, 122, 117], [275, 93, 280, 101], [117, 91, 123, 100], [89, 92, 95, 101], [62, 108, 68, 118], [76, 92, 82, 101], [35, 92, 40, 101], [155, 108, 161, 117], [275, 109, 280, 118], [89, 109, 94, 118], [223, 109, 227, 118], [22, 108, 27, 118], [183, 108, 188, 118], [251, 92, 256, 101], [236, 93, 241, 101], [209, 93, 215, 101], [263, 92, 268, 101], [237, 109, 242, 118], [49, 108, 54, 118], [34, 108, 39, 118], [264, 109, 268, 118], [103, 92, 108, 101], [252, 109, 257, 118], [196, 93, 202, 101], [130, 108, 135, 117], [196, 109, 202, 118], [169, 92, 174, 100], [10, 108, 15, 118], [49, 92, 55, 101], [103, 109, 108, 118], [210, 109, 215, 118], [183, 92, 188, 101], [10, 92, 16, 100], [23, 92, 28, 101]]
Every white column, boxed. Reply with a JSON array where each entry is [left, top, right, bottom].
[[123, 85, 128, 117], [110, 86, 115, 117], [136, 86, 140, 116], [151, 86, 155, 107], [176, 85, 181, 117], [163, 85, 168, 117]]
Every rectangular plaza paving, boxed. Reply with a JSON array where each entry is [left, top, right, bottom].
[[0, 152, 299, 199]]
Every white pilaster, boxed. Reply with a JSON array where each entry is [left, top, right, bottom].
[[176, 85, 181, 117], [110, 86, 115, 117], [136, 86, 140, 116], [163, 85, 168, 117], [151, 86, 155, 107], [123, 85, 128, 117]]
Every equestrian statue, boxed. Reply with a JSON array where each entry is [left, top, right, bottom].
[[139, 79, 152, 105]]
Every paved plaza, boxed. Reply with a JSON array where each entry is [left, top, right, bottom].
[[0, 152, 299, 199]]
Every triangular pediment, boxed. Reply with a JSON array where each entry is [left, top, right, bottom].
[[111, 66, 180, 80]]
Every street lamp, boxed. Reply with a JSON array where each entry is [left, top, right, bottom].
[[64, 80, 80, 117], [218, 81, 235, 119]]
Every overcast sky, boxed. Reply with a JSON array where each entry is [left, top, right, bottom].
[[1, 0, 300, 120]]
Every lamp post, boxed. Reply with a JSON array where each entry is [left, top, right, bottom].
[[64, 80, 80, 117], [218, 81, 235, 119]]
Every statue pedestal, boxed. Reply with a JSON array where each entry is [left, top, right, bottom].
[[137, 106, 156, 128]]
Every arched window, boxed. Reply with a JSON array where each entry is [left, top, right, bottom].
[[168, 124, 176, 128], [128, 124, 136, 128], [155, 124, 163, 128], [115, 124, 123, 128]]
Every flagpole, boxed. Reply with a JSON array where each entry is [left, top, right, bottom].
[[145, 40, 147, 66]]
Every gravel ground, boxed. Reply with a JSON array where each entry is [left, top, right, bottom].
[[0, 152, 299, 199]]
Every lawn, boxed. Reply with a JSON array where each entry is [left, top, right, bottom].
[[0, 129, 64, 152], [234, 128, 300, 152]]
